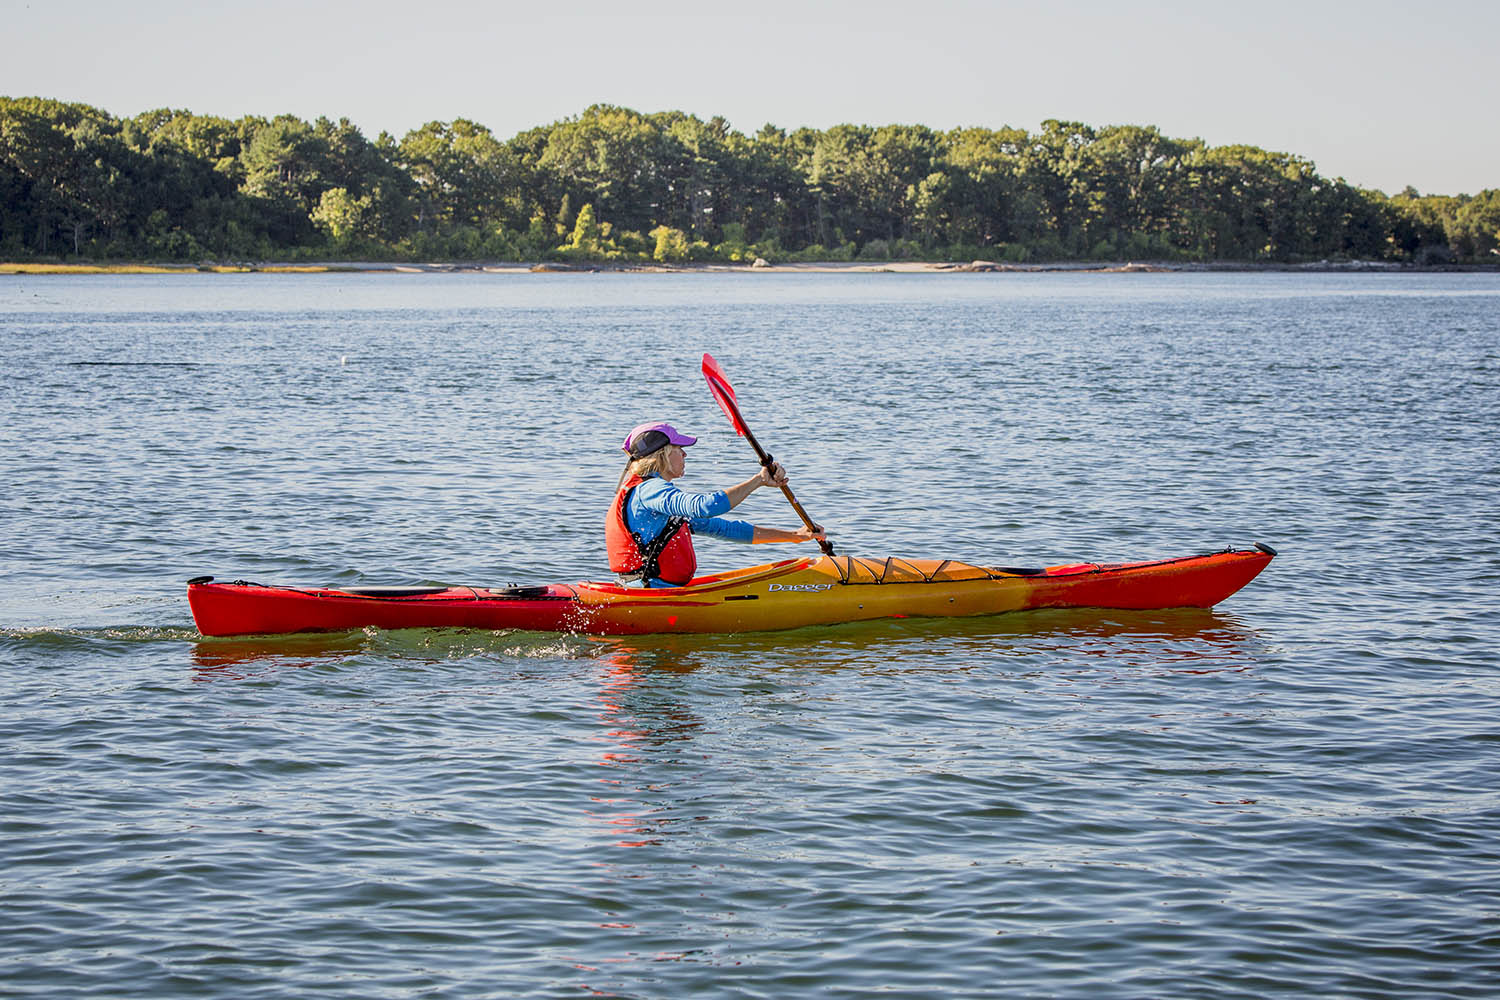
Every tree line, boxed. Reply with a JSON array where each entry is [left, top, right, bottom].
[[2, 96, 1497, 265]]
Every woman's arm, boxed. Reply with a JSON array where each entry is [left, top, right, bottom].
[[721, 463, 828, 543], [692, 518, 827, 545], [723, 461, 788, 509], [636, 478, 730, 520], [751, 524, 828, 544]]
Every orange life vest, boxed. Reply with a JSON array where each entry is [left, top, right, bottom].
[[605, 474, 698, 586]]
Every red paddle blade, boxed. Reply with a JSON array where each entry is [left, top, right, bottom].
[[701, 353, 748, 437]]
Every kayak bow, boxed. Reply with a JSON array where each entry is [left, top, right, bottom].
[[187, 545, 1274, 637]]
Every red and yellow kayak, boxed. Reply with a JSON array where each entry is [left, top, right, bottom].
[[187, 545, 1274, 637]]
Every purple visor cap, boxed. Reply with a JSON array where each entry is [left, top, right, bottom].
[[623, 421, 697, 456]]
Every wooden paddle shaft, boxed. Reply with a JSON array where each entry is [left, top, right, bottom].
[[742, 426, 835, 557]]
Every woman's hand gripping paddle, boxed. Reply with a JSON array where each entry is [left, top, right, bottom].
[[701, 353, 835, 556]]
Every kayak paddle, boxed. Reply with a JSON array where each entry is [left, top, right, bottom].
[[701, 353, 835, 556]]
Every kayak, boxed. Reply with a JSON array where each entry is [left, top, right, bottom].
[[186, 544, 1274, 637]]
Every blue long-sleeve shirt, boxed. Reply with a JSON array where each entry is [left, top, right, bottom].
[[626, 476, 753, 586]]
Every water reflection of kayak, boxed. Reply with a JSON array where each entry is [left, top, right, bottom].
[[186, 545, 1274, 638]]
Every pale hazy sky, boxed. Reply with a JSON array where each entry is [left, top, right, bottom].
[[5, 0, 1494, 196]]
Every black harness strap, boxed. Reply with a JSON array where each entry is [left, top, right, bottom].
[[632, 517, 690, 583]]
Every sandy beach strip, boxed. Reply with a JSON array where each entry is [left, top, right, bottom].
[[1, 258, 1464, 276]]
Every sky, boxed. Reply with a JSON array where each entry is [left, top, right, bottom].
[[4, 0, 1495, 196]]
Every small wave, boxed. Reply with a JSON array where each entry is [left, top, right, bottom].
[[362, 626, 599, 661], [188, 625, 603, 671], [0, 624, 200, 652], [64, 361, 212, 367]]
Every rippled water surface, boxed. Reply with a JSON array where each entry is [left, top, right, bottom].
[[3, 272, 1498, 997]]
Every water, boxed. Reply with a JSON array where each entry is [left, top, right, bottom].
[[2, 271, 1498, 998]]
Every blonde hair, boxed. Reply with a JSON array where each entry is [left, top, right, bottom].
[[618, 448, 674, 488]]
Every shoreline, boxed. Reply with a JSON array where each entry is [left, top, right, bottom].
[[3, 259, 1497, 276]]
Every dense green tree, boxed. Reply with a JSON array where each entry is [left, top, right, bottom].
[[311, 187, 374, 250], [740, 124, 817, 247], [536, 105, 670, 235], [1021, 120, 1097, 255], [1453, 189, 1500, 257], [1, 98, 104, 253], [651, 111, 728, 238], [650, 224, 691, 262], [1079, 125, 1183, 256], [566, 202, 602, 253], [398, 119, 521, 238], [238, 115, 331, 245], [940, 126, 1034, 249]]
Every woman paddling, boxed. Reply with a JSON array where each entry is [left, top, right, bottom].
[[606, 422, 828, 587]]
